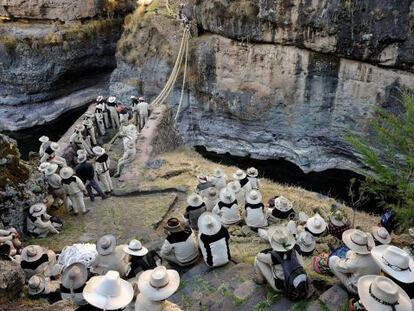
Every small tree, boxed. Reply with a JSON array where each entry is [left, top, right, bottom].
[[345, 91, 414, 229]]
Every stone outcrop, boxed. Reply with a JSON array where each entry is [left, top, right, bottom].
[[110, 0, 414, 173], [0, 259, 25, 299]]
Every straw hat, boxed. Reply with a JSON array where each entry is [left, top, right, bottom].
[[187, 193, 203, 207], [342, 229, 375, 255], [84, 111, 94, 119], [198, 212, 222, 235], [233, 169, 247, 180], [62, 263, 88, 290], [123, 239, 148, 257], [330, 210, 347, 227], [164, 218, 185, 233], [274, 196, 293, 212], [246, 190, 262, 205], [219, 187, 236, 204], [21, 245, 45, 262], [97, 235, 116, 256], [28, 275, 46, 295], [372, 226, 392, 245], [212, 168, 225, 178], [44, 163, 58, 176], [83, 119, 93, 127], [371, 245, 414, 283], [297, 231, 316, 253], [138, 266, 180, 301], [247, 167, 258, 178], [298, 211, 309, 223], [96, 96, 104, 102], [75, 124, 85, 132], [206, 187, 218, 199], [93, 146, 105, 156], [60, 167, 74, 179], [77, 154, 87, 164], [77, 149, 87, 156], [227, 181, 241, 194], [108, 96, 116, 103], [305, 214, 327, 235], [38, 162, 50, 172], [130, 95, 138, 100], [139, 97, 145, 101], [83, 271, 134, 310], [50, 142, 59, 152], [96, 103, 103, 110], [268, 226, 296, 252], [39, 136, 49, 143], [29, 203, 47, 217], [358, 276, 412, 311]]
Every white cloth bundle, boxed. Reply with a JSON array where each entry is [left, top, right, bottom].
[[58, 243, 97, 269]]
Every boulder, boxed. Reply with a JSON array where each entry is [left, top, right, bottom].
[[0, 260, 25, 299], [319, 285, 349, 311]]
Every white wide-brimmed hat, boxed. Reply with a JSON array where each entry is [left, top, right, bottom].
[[83, 119, 93, 127], [77, 149, 87, 156], [233, 169, 247, 180], [297, 231, 316, 253], [274, 196, 293, 212], [138, 266, 180, 301], [306, 214, 327, 235], [96, 103, 103, 110], [77, 154, 87, 164], [268, 226, 296, 252], [206, 187, 218, 199], [227, 181, 241, 194], [39, 136, 49, 143], [83, 271, 134, 310], [29, 203, 47, 217], [62, 262, 88, 290], [330, 210, 347, 227], [246, 167, 258, 178], [372, 226, 392, 245], [123, 239, 148, 257], [108, 96, 116, 103], [93, 146, 105, 156], [96, 96, 104, 102], [38, 162, 50, 172], [84, 111, 94, 119], [187, 193, 203, 207], [298, 211, 309, 223], [342, 229, 375, 255], [212, 168, 225, 178], [219, 187, 236, 204], [139, 96, 145, 101], [246, 190, 262, 205], [97, 235, 116, 256], [60, 167, 74, 179], [28, 275, 46, 295], [371, 245, 414, 283], [75, 124, 85, 132], [198, 212, 222, 235], [50, 142, 59, 152], [358, 275, 412, 311], [21, 245, 45, 262], [130, 95, 137, 100], [44, 163, 58, 176]]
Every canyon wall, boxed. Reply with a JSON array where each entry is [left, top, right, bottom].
[[111, 0, 414, 173]]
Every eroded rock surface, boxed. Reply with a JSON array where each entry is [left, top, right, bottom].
[[0, 260, 25, 299]]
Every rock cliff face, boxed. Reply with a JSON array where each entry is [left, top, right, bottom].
[[110, 0, 414, 173]]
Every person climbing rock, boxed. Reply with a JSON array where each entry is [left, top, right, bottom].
[[60, 167, 89, 215], [92, 146, 113, 194], [75, 154, 107, 202], [107, 96, 120, 129], [115, 141, 136, 178]]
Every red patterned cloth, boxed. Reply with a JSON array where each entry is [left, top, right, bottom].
[[328, 221, 350, 240]]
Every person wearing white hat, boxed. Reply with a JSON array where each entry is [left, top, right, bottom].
[[60, 262, 89, 305], [233, 169, 252, 195], [243, 190, 267, 229], [268, 196, 295, 220], [328, 210, 350, 240], [96, 96, 110, 129], [160, 218, 199, 267], [183, 193, 207, 230], [123, 239, 162, 279], [328, 229, 380, 294], [38, 135, 51, 158], [210, 168, 227, 190], [70, 124, 94, 156], [75, 154, 107, 201], [305, 213, 327, 237], [95, 103, 106, 136], [254, 226, 309, 299], [135, 266, 182, 311], [194, 175, 214, 199], [20, 245, 58, 279], [114, 141, 136, 178], [38, 162, 50, 174], [107, 96, 120, 129], [26, 203, 60, 237], [119, 109, 129, 127], [246, 167, 260, 190], [60, 167, 88, 215], [198, 212, 231, 267], [40, 142, 67, 167], [91, 235, 130, 277], [357, 275, 413, 311], [82, 270, 133, 310], [371, 245, 414, 301], [228, 180, 245, 207], [83, 117, 97, 146], [136, 96, 149, 131], [27, 274, 61, 303], [93, 146, 113, 194], [212, 187, 241, 226], [44, 163, 72, 210], [296, 231, 316, 256], [203, 187, 219, 212], [130, 96, 140, 128], [371, 226, 392, 246]]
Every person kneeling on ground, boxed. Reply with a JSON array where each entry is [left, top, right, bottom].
[[254, 226, 311, 301], [328, 229, 380, 295], [123, 239, 162, 279], [160, 218, 199, 267], [27, 203, 60, 237]]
